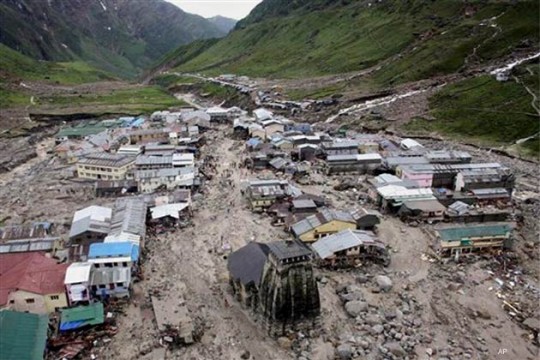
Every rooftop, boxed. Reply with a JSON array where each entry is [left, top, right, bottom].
[[266, 240, 312, 261], [60, 302, 104, 331], [88, 242, 139, 262], [64, 262, 93, 284], [0, 252, 68, 305], [227, 242, 269, 287], [291, 208, 356, 236], [78, 153, 136, 168], [436, 223, 513, 241], [312, 229, 383, 259], [0, 310, 48, 360]]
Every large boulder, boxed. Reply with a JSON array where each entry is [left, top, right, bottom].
[[384, 341, 407, 357], [376, 275, 393, 292], [345, 300, 368, 317], [336, 343, 353, 360]]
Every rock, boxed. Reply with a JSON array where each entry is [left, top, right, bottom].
[[320, 276, 329, 285], [522, 317, 540, 331], [240, 350, 251, 359], [336, 344, 353, 360], [385, 342, 407, 357], [277, 337, 292, 349], [371, 324, 384, 335], [356, 275, 369, 284], [163, 336, 173, 343], [376, 275, 393, 292], [364, 314, 381, 326], [345, 301, 368, 317], [340, 291, 364, 302]]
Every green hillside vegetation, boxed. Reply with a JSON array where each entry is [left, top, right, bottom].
[[0, 0, 225, 78], [404, 62, 539, 155], [31, 86, 186, 115], [168, 0, 538, 86], [0, 44, 114, 85]]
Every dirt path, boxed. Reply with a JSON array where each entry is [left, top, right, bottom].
[[104, 128, 293, 360]]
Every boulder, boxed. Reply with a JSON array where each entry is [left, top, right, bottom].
[[384, 341, 407, 357], [336, 344, 353, 360], [277, 337, 292, 349], [376, 275, 393, 292], [345, 301, 368, 317]]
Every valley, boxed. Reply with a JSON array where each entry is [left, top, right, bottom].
[[0, 1, 538, 360]]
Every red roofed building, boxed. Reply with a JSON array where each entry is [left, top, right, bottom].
[[0, 252, 69, 314]]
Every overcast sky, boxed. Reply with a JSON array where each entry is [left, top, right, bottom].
[[165, 0, 263, 20]]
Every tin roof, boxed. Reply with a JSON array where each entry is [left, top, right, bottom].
[[291, 208, 355, 236], [150, 203, 190, 220], [0, 238, 58, 254], [88, 242, 139, 262], [0, 252, 68, 305], [73, 206, 112, 223], [64, 262, 93, 284], [78, 153, 135, 168], [60, 302, 104, 331], [312, 229, 382, 259], [0, 310, 48, 360], [436, 223, 513, 241], [266, 240, 312, 261], [135, 155, 172, 166]]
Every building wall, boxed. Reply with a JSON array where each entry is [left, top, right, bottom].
[[77, 162, 134, 180], [6, 290, 48, 314], [400, 170, 433, 188], [299, 220, 356, 242], [44, 292, 69, 313], [265, 124, 284, 137]]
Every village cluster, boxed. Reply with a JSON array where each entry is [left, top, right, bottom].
[[0, 98, 519, 359]]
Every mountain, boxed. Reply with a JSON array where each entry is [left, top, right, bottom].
[[0, 0, 226, 78], [208, 16, 237, 34], [164, 0, 538, 83]]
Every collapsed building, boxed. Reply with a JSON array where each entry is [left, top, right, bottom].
[[227, 240, 320, 336]]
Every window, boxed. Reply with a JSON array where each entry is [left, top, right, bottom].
[[50, 295, 60, 300], [98, 284, 106, 289], [25, 298, 35, 304], [9, 300, 14, 304], [122, 262, 128, 267], [116, 282, 123, 287]]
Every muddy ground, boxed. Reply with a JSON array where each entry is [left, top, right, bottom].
[[0, 92, 538, 360]]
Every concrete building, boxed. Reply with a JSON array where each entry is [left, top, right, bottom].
[[323, 140, 359, 156], [135, 167, 196, 193], [68, 205, 112, 261], [64, 262, 94, 305], [326, 153, 382, 174], [77, 153, 136, 180], [0, 252, 69, 314], [245, 179, 290, 211], [90, 267, 131, 299], [88, 242, 140, 269], [129, 128, 169, 144], [433, 223, 513, 257]]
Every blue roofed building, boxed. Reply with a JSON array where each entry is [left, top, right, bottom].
[[88, 242, 139, 270]]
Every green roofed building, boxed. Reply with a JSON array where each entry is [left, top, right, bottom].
[[0, 310, 48, 360], [60, 302, 104, 331], [434, 223, 513, 257]]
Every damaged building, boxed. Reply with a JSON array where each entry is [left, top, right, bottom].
[[311, 229, 390, 267]]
